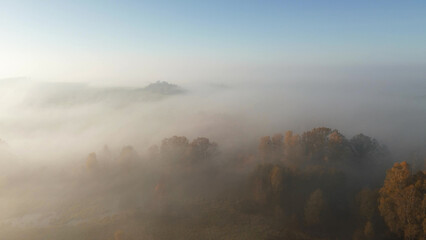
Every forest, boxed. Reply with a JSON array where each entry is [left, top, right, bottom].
[[0, 127, 424, 240]]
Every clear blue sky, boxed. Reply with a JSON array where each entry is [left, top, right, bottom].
[[1, 0, 425, 84]]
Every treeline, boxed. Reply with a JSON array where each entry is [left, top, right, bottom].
[[242, 127, 424, 239], [66, 127, 426, 239]]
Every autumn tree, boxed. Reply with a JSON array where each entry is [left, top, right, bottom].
[[301, 127, 349, 165], [252, 164, 274, 205], [364, 220, 375, 239], [301, 127, 332, 157], [350, 134, 380, 159], [270, 165, 283, 197], [160, 136, 189, 164], [378, 161, 425, 240], [271, 134, 284, 162], [326, 130, 349, 163], [355, 188, 379, 239], [304, 188, 326, 226], [259, 136, 273, 163], [356, 188, 378, 222], [118, 146, 139, 169], [349, 133, 390, 174], [188, 137, 218, 164], [283, 131, 302, 169], [258, 134, 285, 164]]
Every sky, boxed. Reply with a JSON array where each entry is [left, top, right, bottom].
[[1, 0, 426, 85]]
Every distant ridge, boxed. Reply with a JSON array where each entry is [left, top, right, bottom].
[[142, 81, 185, 95], [19, 81, 186, 107]]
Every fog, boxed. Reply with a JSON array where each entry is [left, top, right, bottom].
[[0, 67, 425, 239], [1, 67, 425, 163]]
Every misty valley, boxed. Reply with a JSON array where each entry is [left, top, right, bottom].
[[0, 126, 424, 240], [2, 1, 426, 239]]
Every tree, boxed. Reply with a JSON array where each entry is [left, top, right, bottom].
[[326, 130, 349, 163], [271, 134, 284, 162], [356, 188, 378, 221], [118, 146, 138, 169], [378, 162, 425, 240], [259, 136, 273, 163], [160, 136, 189, 164], [270, 165, 283, 197], [304, 188, 325, 226], [258, 134, 285, 163], [302, 127, 332, 154], [252, 164, 274, 204], [301, 127, 335, 164], [188, 137, 218, 163], [283, 131, 302, 169], [364, 221, 375, 239], [350, 134, 379, 159], [284, 131, 299, 147]]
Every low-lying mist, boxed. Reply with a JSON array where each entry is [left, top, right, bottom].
[[1, 75, 425, 163], [0, 74, 425, 239]]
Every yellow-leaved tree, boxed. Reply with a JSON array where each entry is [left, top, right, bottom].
[[378, 161, 425, 240]]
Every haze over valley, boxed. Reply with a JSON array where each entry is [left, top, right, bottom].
[[1, 1, 425, 239]]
